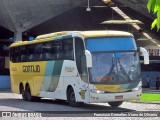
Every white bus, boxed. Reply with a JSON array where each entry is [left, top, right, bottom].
[[9, 31, 149, 107]]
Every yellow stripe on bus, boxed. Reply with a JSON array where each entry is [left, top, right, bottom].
[[95, 84, 130, 92]]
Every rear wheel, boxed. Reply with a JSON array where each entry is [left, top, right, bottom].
[[108, 101, 123, 108], [67, 87, 81, 107], [25, 85, 33, 102], [22, 90, 27, 101], [20, 84, 27, 101]]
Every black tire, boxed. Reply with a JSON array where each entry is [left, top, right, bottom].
[[22, 89, 27, 101], [67, 88, 80, 107], [20, 84, 27, 101], [25, 85, 33, 102], [108, 101, 123, 108]]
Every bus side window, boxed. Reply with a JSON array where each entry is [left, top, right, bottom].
[[43, 42, 52, 60], [62, 39, 73, 60], [42, 44, 47, 60], [19, 46, 28, 62], [52, 42, 59, 60], [10, 48, 15, 62], [14, 47, 21, 62], [27, 45, 34, 61], [42, 42, 57, 60], [21, 55, 26, 62], [33, 43, 43, 61], [55, 41, 62, 60]]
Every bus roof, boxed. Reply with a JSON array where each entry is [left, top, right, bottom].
[[77, 30, 133, 38], [10, 30, 133, 47]]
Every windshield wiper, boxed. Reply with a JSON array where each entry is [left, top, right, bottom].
[[101, 57, 116, 82], [118, 58, 131, 82]]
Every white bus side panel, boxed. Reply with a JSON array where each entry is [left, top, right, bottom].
[[39, 60, 90, 102]]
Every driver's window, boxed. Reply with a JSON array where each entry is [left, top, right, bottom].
[[75, 38, 88, 83], [75, 38, 84, 74]]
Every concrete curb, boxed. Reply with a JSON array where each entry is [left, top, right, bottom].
[[128, 100, 160, 104]]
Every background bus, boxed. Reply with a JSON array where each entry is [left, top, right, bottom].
[[9, 31, 149, 107], [0, 39, 12, 89], [141, 55, 160, 88]]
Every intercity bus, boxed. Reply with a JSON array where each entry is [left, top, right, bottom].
[[141, 58, 160, 88], [0, 39, 12, 89], [9, 31, 149, 107]]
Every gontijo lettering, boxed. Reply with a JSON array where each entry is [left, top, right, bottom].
[[22, 65, 40, 72]]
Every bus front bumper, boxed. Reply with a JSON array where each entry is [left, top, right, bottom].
[[89, 89, 142, 103]]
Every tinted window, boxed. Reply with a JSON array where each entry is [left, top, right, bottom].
[[10, 38, 74, 62], [62, 39, 73, 60]]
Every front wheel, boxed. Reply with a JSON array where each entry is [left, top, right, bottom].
[[67, 88, 81, 107], [108, 101, 123, 108]]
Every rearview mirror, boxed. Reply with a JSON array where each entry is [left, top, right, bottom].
[[85, 50, 92, 68], [139, 47, 149, 64]]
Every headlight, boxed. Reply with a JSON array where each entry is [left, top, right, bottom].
[[132, 86, 142, 91], [91, 89, 105, 94]]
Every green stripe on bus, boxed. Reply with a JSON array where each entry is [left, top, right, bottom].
[[48, 60, 64, 92], [52, 60, 64, 76]]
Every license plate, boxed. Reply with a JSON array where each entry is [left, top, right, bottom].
[[115, 95, 123, 99]]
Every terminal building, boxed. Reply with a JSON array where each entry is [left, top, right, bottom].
[[0, 0, 160, 89]]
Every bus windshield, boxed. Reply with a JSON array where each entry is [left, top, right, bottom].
[[85, 37, 140, 84], [89, 52, 140, 84]]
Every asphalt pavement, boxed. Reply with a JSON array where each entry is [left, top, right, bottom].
[[0, 89, 160, 120]]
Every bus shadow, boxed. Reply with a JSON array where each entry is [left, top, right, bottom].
[[0, 98, 135, 112]]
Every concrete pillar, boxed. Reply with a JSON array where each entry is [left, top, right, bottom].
[[14, 31, 22, 41]]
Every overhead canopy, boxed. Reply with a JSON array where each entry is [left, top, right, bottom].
[[0, 0, 88, 32]]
